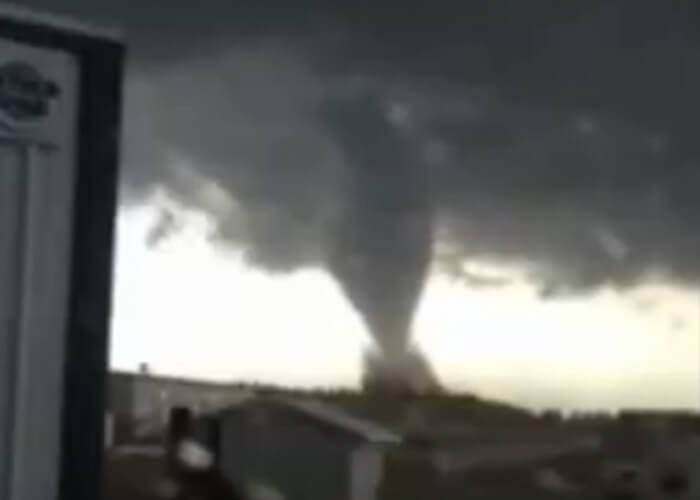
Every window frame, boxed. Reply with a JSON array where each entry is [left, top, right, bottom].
[[0, 9, 124, 500]]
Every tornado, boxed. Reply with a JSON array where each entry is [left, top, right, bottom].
[[320, 92, 440, 393]]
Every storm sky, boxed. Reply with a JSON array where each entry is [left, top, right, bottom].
[[45, 0, 698, 294], [18, 1, 700, 407]]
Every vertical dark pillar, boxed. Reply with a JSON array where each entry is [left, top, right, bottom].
[[58, 38, 124, 500], [166, 406, 193, 472], [207, 415, 222, 466]]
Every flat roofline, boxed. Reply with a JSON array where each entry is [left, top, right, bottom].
[[0, 3, 122, 41], [109, 369, 244, 390], [220, 396, 402, 445]]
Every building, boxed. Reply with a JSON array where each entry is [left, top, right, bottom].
[[616, 410, 700, 434], [107, 370, 251, 444], [196, 396, 401, 500]]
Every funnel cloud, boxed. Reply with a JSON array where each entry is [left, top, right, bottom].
[[321, 92, 439, 390]]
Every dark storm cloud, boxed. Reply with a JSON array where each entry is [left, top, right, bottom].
[[22, 1, 700, 295]]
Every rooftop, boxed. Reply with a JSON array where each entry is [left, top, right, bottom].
[[223, 395, 402, 445], [110, 370, 242, 391]]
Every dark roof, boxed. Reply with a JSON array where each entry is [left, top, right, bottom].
[[222, 396, 402, 445]]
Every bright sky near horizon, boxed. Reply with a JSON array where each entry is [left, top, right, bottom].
[[109, 202, 699, 412]]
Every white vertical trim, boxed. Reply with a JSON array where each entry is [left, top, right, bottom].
[[8, 144, 45, 500], [350, 445, 385, 500], [0, 142, 29, 500]]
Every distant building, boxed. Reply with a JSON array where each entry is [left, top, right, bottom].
[[194, 396, 401, 500], [107, 370, 251, 445], [616, 410, 700, 434]]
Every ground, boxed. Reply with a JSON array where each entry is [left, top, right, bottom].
[[103, 452, 164, 500], [107, 387, 690, 500], [104, 447, 608, 500], [378, 449, 606, 500]]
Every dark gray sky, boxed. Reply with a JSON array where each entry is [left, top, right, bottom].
[[23, 1, 700, 296]]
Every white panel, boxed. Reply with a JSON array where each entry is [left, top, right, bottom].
[[105, 413, 115, 450], [350, 445, 384, 500], [0, 37, 79, 500]]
